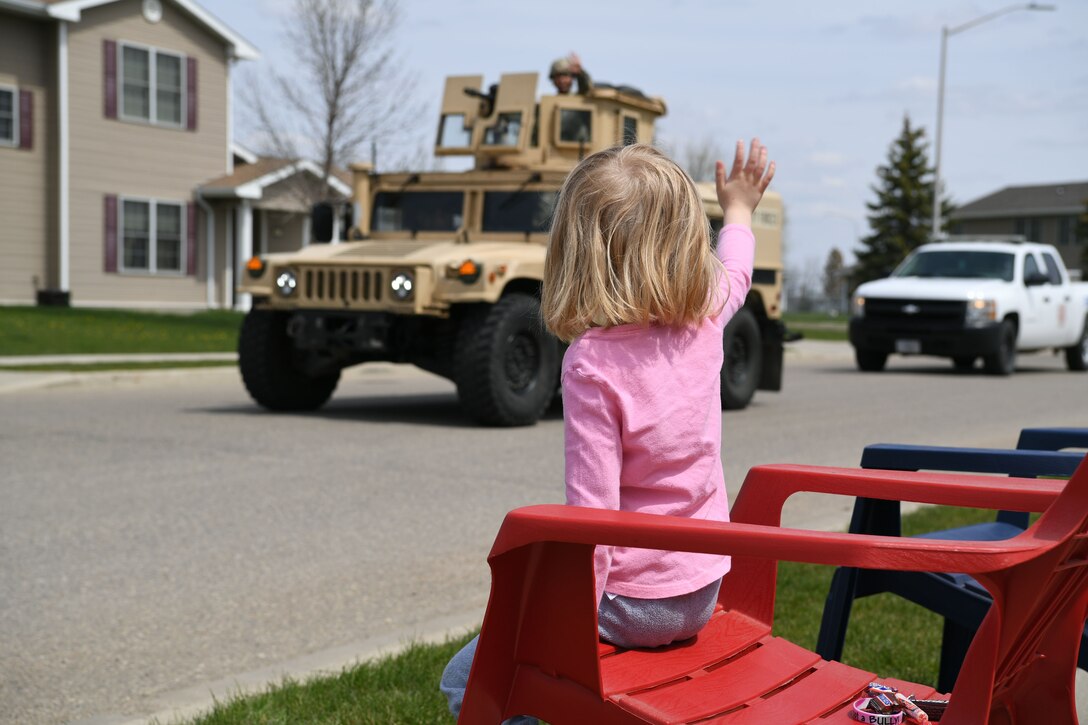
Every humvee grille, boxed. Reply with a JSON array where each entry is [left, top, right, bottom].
[[301, 267, 385, 304]]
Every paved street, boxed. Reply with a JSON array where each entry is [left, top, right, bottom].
[[1, 342, 1085, 724]]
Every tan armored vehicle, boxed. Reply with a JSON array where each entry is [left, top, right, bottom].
[[238, 72, 786, 426]]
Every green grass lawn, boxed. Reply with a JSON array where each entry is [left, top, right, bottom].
[[181, 504, 996, 724], [783, 311, 848, 342], [0, 306, 243, 356]]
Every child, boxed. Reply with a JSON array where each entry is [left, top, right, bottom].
[[440, 140, 774, 721]]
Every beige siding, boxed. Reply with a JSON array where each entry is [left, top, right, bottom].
[[67, 0, 231, 308], [0, 14, 55, 304]]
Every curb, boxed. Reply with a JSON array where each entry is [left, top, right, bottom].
[[74, 611, 485, 725]]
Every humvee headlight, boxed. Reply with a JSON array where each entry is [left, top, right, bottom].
[[391, 272, 415, 301], [275, 269, 298, 297]]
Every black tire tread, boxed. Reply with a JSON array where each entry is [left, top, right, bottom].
[[453, 294, 558, 427], [238, 310, 340, 411]]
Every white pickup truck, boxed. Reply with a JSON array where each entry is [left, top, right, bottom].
[[849, 239, 1088, 375]]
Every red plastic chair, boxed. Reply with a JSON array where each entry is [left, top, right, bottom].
[[458, 461, 1087, 723]]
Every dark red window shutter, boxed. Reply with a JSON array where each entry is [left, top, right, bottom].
[[18, 89, 32, 149], [103, 39, 117, 119], [186, 56, 197, 131], [104, 195, 118, 273], [186, 202, 197, 275]]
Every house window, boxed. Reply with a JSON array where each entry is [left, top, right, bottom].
[[0, 85, 16, 146], [121, 198, 184, 273], [120, 42, 184, 127]]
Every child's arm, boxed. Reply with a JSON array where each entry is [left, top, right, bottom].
[[715, 138, 775, 228], [562, 367, 622, 604], [714, 139, 775, 317]]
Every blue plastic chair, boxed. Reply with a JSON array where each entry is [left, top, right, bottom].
[[815, 430, 1088, 693]]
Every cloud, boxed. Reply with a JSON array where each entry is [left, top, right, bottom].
[[821, 176, 847, 189], [808, 151, 846, 167], [898, 76, 937, 93]]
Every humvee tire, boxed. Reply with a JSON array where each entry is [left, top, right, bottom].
[[454, 293, 559, 427], [239, 309, 340, 411], [721, 308, 762, 410]]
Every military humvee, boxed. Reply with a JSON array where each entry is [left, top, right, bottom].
[[238, 72, 786, 426]]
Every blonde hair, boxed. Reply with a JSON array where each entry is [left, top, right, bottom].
[[542, 144, 721, 342]]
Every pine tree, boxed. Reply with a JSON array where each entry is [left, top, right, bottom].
[[853, 115, 952, 285]]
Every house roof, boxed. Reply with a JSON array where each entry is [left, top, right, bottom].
[[200, 157, 353, 200], [0, 0, 259, 60], [951, 181, 1088, 220]]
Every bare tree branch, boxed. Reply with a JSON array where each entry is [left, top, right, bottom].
[[243, 0, 421, 207]]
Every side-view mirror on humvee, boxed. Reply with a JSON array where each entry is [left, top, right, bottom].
[[237, 72, 786, 426]]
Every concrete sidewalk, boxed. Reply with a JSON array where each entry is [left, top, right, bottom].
[[0, 340, 855, 396]]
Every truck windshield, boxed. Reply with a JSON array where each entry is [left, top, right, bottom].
[[372, 192, 464, 232], [482, 191, 558, 233], [893, 251, 1014, 282]]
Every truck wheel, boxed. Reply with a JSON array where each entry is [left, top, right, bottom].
[[454, 294, 559, 427], [239, 309, 340, 411], [1066, 317, 1088, 372], [983, 320, 1017, 376], [721, 308, 762, 410], [953, 356, 976, 371], [855, 348, 888, 372]]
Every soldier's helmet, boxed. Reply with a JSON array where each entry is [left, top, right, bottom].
[[549, 57, 573, 78]]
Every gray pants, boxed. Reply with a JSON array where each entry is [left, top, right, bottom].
[[439, 579, 721, 724]]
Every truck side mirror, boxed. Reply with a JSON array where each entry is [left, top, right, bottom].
[[311, 202, 334, 243], [1024, 271, 1049, 286]]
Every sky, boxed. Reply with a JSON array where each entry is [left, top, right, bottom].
[[198, 0, 1088, 277]]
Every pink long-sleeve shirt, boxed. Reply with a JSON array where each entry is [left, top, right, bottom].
[[562, 224, 755, 602]]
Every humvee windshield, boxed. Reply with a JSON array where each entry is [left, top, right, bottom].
[[482, 191, 557, 233], [373, 191, 463, 232], [894, 250, 1015, 282]]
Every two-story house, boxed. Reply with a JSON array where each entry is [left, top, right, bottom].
[[949, 181, 1088, 278], [0, 0, 350, 310]]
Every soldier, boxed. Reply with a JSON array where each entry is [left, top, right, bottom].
[[549, 52, 592, 95]]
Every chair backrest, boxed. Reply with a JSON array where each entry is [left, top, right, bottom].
[[1017, 427, 1088, 452], [947, 456, 1088, 720]]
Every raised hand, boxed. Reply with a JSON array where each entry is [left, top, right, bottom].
[[715, 138, 775, 227]]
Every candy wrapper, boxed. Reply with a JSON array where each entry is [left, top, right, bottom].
[[851, 683, 941, 724]]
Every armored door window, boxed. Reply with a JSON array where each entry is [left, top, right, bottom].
[[437, 113, 472, 148], [482, 112, 522, 147], [372, 191, 464, 232], [622, 116, 638, 145], [482, 191, 558, 233], [557, 109, 592, 144]]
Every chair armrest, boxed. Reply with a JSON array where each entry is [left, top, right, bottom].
[[491, 502, 1040, 577], [729, 464, 1063, 529]]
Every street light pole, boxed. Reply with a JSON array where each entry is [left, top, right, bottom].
[[931, 2, 1056, 238]]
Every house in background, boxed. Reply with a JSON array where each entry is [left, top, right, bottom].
[[0, 0, 347, 310], [949, 180, 1088, 277]]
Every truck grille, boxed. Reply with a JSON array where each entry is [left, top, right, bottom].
[[865, 298, 966, 332], [301, 267, 385, 305]]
